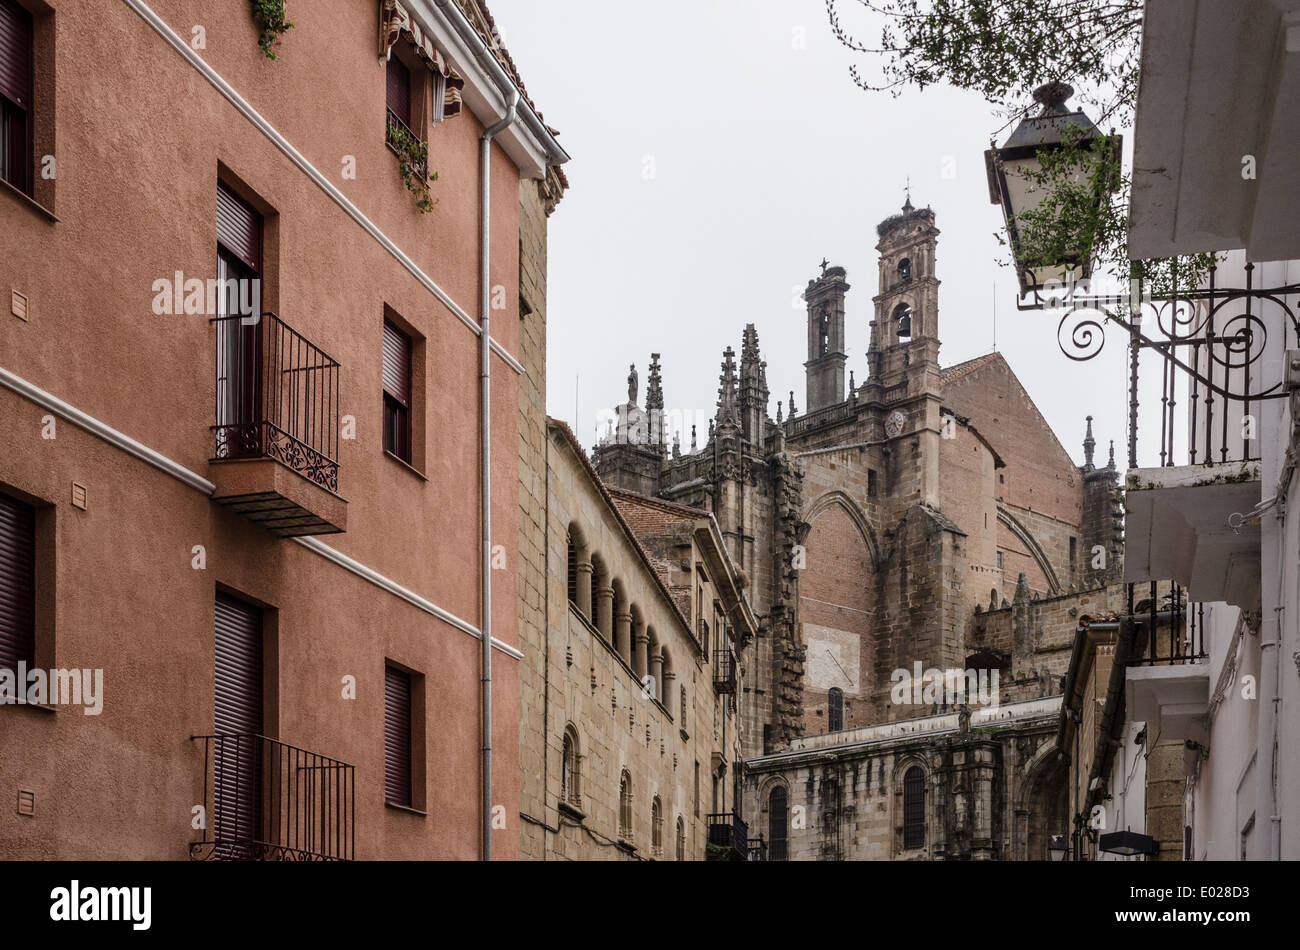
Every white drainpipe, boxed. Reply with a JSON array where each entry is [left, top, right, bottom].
[[432, 0, 519, 862]]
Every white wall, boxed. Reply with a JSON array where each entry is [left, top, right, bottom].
[[1183, 255, 1299, 860]]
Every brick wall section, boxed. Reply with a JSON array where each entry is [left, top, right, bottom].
[[800, 501, 873, 733], [942, 355, 1084, 528]]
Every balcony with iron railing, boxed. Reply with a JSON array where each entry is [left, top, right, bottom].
[[713, 643, 737, 694], [190, 734, 355, 861], [386, 109, 429, 182], [1107, 264, 1292, 610], [1123, 583, 1213, 746], [209, 312, 346, 536], [706, 811, 752, 861]]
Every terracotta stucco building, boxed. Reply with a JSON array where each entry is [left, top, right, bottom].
[[0, 0, 566, 860]]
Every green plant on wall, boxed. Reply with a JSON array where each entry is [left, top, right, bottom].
[[251, 0, 294, 60], [387, 118, 438, 214]]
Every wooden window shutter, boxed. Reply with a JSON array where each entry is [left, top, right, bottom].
[[386, 55, 411, 129], [216, 181, 262, 274], [382, 321, 411, 408], [0, 0, 33, 110], [384, 665, 412, 807], [0, 492, 35, 675]]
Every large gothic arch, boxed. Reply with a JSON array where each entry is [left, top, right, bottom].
[[804, 490, 881, 572], [997, 505, 1063, 595]]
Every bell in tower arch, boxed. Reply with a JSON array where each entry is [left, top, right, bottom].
[[893, 302, 913, 340]]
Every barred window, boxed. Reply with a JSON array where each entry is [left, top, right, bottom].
[[769, 786, 788, 861], [903, 766, 925, 849], [828, 687, 844, 732]]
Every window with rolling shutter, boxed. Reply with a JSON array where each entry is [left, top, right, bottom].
[[0, 0, 33, 195], [384, 665, 413, 808], [382, 320, 412, 463], [216, 181, 262, 274], [0, 491, 35, 678], [385, 55, 411, 131], [213, 593, 263, 857]]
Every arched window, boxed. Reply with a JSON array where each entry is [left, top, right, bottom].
[[828, 687, 844, 732], [676, 816, 686, 861], [651, 796, 663, 855], [893, 302, 913, 340], [561, 726, 580, 805], [769, 786, 789, 861], [898, 257, 912, 282], [566, 533, 578, 607], [903, 766, 926, 849], [618, 771, 633, 841]]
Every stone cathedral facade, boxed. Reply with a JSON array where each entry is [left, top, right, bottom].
[[593, 201, 1127, 860]]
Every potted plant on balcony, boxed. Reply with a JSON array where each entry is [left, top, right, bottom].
[[386, 117, 438, 214]]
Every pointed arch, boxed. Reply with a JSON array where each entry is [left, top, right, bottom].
[[997, 505, 1063, 595], [803, 490, 880, 571]]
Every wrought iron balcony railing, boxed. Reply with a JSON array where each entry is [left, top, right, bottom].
[[190, 734, 355, 861], [707, 811, 750, 860], [386, 109, 429, 182], [713, 645, 737, 694], [211, 312, 341, 493], [1048, 263, 1298, 469], [1125, 582, 1208, 667]]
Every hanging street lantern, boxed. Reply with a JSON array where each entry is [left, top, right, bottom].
[[985, 81, 1122, 297]]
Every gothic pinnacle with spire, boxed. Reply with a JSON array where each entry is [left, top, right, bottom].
[[716, 347, 739, 430], [647, 353, 665, 452], [1083, 415, 1096, 471]]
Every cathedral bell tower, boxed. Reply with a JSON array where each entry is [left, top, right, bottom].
[[803, 263, 850, 413], [868, 198, 942, 394]]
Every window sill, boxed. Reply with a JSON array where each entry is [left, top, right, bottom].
[[558, 800, 585, 822], [0, 177, 58, 222], [384, 450, 428, 481], [385, 801, 428, 818]]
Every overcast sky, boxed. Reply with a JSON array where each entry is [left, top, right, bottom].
[[492, 0, 1152, 467]]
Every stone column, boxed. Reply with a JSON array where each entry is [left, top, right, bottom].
[[576, 561, 593, 621], [633, 625, 648, 679], [649, 651, 664, 703], [596, 586, 614, 640], [616, 610, 632, 665], [663, 670, 677, 718]]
